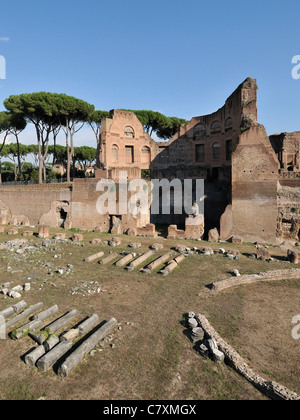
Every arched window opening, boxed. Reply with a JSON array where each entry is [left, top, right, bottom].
[[125, 126, 135, 138], [194, 124, 206, 138], [141, 146, 151, 163], [211, 121, 221, 134], [225, 117, 233, 127], [111, 144, 119, 163], [225, 118, 233, 131], [213, 143, 221, 161]]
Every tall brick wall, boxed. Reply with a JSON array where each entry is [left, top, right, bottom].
[[232, 125, 279, 243], [151, 77, 258, 180]]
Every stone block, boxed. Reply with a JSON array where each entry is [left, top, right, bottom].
[[58, 318, 117, 378], [0, 216, 7, 225], [232, 269, 241, 277], [7, 228, 18, 235], [190, 327, 205, 344], [110, 216, 123, 235], [23, 231, 34, 237], [53, 233, 66, 240], [256, 246, 270, 261], [212, 348, 225, 363], [85, 252, 104, 263], [220, 205, 233, 241], [93, 226, 104, 233], [90, 238, 102, 245], [150, 243, 164, 251], [115, 253, 134, 267], [126, 228, 137, 237], [227, 249, 240, 258], [111, 237, 121, 246], [99, 252, 119, 265], [208, 228, 219, 242], [232, 235, 243, 245], [287, 250, 300, 264], [38, 226, 49, 238], [72, 233, 84, 242]]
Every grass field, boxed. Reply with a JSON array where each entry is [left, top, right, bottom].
[[0, 227, 299, 400]]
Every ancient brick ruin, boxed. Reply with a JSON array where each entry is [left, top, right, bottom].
[[1, 77, 300, 244]]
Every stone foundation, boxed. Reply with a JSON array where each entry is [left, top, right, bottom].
[[196, 313, 300, 401], [211, 268, 300, 292]]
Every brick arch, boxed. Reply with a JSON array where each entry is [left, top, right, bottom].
[[111, 144, 119, 163], [124, 126, 135, 139], [194, 123, 206, 137], [211, 121, 221, 134], [141, 146, 151, 164], [212, 142, 221, 161]]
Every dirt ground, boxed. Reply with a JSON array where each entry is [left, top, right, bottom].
[[0, 227, 299, 400]]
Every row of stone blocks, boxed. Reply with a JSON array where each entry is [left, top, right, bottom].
[[0, 301, 117, 377], [84, 248, 186, 276], [0, 226, 84, 242]]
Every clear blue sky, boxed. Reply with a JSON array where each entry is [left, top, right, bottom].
[[0, 0, 300, 146]]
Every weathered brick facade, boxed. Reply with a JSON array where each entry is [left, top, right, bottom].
[[97, 109, 156, 180]]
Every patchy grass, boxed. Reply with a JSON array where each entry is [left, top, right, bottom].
[[0, 228, 298, 400]]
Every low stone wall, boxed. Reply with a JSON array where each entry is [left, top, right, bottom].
[[211, 268, 300, 292], [197, 313, 300, 401]]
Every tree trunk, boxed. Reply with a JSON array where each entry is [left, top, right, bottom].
[[16, 134, 21, 180], [38, 145, 43, 184], [43, 162, 47, 183], [65, 131, 71, 183], [53, 136, 57, 167], [35, 125, 43, 184], [14, 164, 18, 181]]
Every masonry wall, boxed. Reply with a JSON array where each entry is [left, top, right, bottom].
[[277, 180, 300, 241], [0, 178, 151, 233], [0, 183, 72, 227], [151, 77, 258, 180], [232, 125, 279, 243], [150, 78, 258, 232], [99, 110, 157, 178], [270, 132, 300, 172], [70, 178, 151, 232]]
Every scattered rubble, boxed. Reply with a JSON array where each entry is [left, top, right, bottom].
[[70, 281, 106, 297]]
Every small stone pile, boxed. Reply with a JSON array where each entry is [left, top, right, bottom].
[[150, 244, 164, 251], [1, 282, 31, 299], [108, 237, 122, 247], [186, 312, 225, 363], [191, 327, 205, 344], [224, 249, 240, 260], [70, 281, 106, 297], [200, 247, 214, 256], [128, 243, 141, 249], [174, 245, 195, 256]]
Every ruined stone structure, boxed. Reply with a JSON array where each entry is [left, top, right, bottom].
[[0, 77, 300, 244], [96, 109, 156, 181], [151, 77, 258, 181]]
